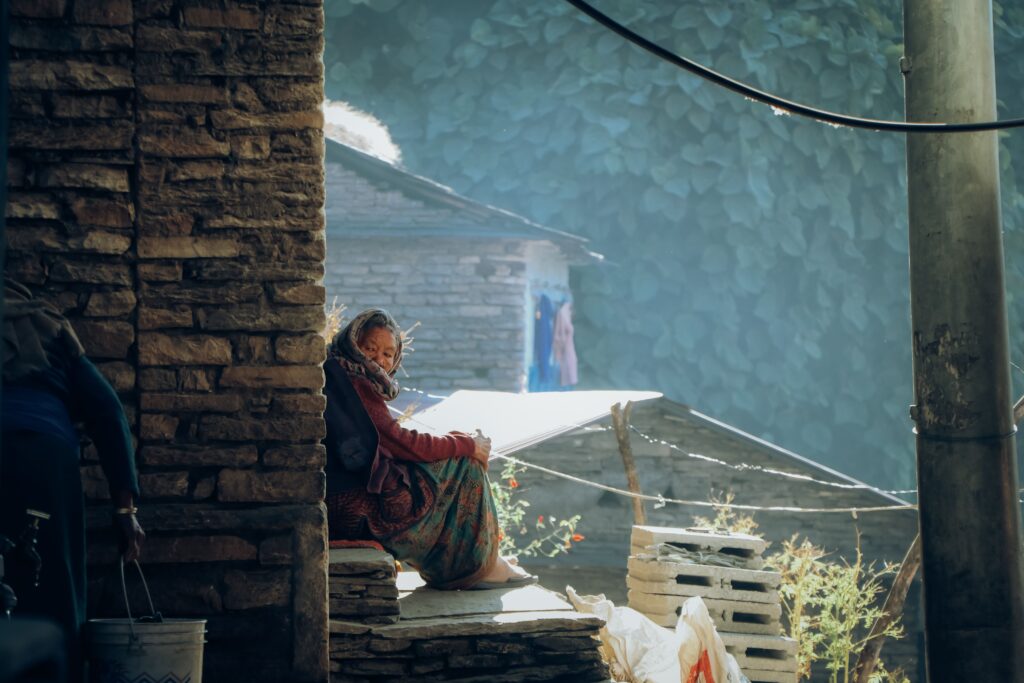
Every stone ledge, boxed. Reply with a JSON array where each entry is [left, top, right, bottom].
[[329, 548, 397, 578], [368, 610, 603, 640]]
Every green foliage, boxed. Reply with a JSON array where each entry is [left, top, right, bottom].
[[768, 536, 909, 683], [489, 459, 582, 558], [691, 491, 760, 536], [324, 0, 1024, 489]]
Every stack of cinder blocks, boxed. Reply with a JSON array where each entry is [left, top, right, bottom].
[[627, 525, 798, 683]]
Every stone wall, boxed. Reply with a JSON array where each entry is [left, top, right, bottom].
[[325, 236, 528, 392], [6, 1, 328, 680]]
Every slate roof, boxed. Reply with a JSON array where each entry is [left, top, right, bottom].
[[324, 139, 602, 265]]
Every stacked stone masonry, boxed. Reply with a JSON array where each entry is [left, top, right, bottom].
[[7, 1, 328, 681], [328, 549, 610, 683], [627, 526, 798, 683]]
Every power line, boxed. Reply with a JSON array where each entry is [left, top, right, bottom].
[[563, 0, 1024, 134]]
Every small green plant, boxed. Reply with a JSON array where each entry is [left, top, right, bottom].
[[767, 533, 909, 683], [489, 458, 582, 559], [691, 496, 909, 683], [691, 491, 759, 536]]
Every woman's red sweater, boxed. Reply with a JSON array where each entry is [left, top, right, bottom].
[[351, 376, 475, 463]]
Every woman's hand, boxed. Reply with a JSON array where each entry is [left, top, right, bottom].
[[472, 430, 491, 470], [113, 491, 146, 562], [116, 514, 146, 562]]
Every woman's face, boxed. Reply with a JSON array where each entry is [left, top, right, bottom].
[[358, 326, 399, 373]]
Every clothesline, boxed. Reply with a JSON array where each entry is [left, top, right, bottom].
[[627, 425, 919, 496], [488, 452, 916, 514]]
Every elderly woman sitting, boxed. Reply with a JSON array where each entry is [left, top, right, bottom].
[[323, 308, 534, 590]]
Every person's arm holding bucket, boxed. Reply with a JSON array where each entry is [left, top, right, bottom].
[[70, 355, 146, 562]]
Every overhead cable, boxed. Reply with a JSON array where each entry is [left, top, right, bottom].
[[563, 0, 1024, 134]]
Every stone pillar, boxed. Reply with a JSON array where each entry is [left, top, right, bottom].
[[6, 1, 329, 681]]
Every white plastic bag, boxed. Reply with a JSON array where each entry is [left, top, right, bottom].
[[566, 587, 746, 683], [567, 587, 683, 683], [676, 596, 745, 683]]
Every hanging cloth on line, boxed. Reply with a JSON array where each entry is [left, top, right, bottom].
[[552, 301, 578, 387]]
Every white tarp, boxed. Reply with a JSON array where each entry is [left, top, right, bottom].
[[405, 389, 662, 455]]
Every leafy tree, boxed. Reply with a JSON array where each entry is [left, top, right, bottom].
[[324, 0, 1024, 489]]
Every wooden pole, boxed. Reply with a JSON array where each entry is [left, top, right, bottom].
[[609, 402, 646, 526], [852, 535, 922, 683]]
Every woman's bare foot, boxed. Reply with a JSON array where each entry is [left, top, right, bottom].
[[480, 555, 532, 584]]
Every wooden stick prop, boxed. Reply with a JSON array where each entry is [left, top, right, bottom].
[[1014, 395, 1024, 425], [852, 534, 922, 683], [610, 401, 646, 526]]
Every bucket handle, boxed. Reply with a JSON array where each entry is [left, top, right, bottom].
[[118, 559, 161, 645]]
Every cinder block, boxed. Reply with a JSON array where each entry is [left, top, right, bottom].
[[630, 525, 766, 570], [742, 669, 797, 683], [628, 592, 781, 635], [718, 632, 797, 674], [627, 557, 780, 604]]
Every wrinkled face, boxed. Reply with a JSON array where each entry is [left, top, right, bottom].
[[358, 325, 399, 374]]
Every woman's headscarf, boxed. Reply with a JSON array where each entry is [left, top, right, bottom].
[[327, 308, 404, 401], [3, 278, 85, 384]]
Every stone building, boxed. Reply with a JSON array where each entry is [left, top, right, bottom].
[[411, 389, 924, 681], [5, 2, 329, 680], [323, 138, 601, 392]]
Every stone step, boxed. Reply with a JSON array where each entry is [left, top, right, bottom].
[[330, 610, 608, 682], [399, 583, 575, 621], [328, 548, 400, 625], [719, 632, 798, 674], [329, 547, 397, 579], [630, 525, 767, 570], [353, 609, 604, 640], [627, 557, 780, 604], [628, 592, 782, 635]]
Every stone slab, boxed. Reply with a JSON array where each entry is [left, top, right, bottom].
[[628, 592, 781, 635], [398, 584, 574, 621], [328, 548, 396, 577], [328, 621, 372, 636], [409, 662, 609, 683], [631, 525, 766, 569], [369, 610, 603, 640], [627, 558, 780, 604]]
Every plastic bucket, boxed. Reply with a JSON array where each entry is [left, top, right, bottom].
[[86, 561, 207, 683], [87, 618, 207, 683]]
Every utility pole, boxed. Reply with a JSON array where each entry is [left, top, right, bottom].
[[903, 1, 1024, 681]]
